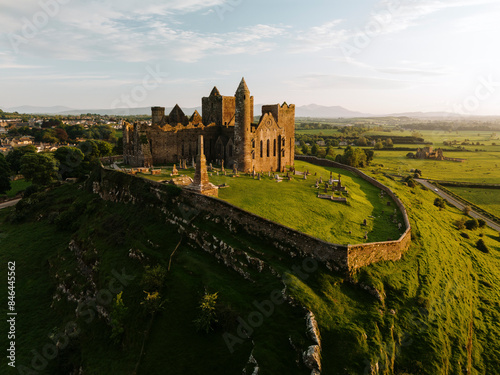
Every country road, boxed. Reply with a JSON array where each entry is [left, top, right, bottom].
[[416, 179, 500, 232], [0, 198, 21, 210]]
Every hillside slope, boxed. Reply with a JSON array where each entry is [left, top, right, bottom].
[[0, 170, 499, 374]]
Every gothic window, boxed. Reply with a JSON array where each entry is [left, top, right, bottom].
[[273, 139, 276, 157], [260, 140, 263, 158], [252, 139, 255, 148], [252, 150, 255, 160], [267, 139, 270, 157]]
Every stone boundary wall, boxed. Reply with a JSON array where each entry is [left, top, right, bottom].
[[96, 156, 412, 272], [295, 155, 412, 270]]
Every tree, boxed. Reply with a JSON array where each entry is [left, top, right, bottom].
[[96, 140, 113, 157], [374, 141, 384, 150], [364, 149, 374, 164], [478, 219, 486, 228], [384, 138, 394, 148], [55, 128, 69, 143], [356, 136, 368, 146], [301, 144, 310, 155], [54, 146, 85, 179], [342, 146, 367, 168], [6, 145, 37, 174], [20, 153, 59, 186], [311, 143, 320, 155], [0, 154, 11, 194]]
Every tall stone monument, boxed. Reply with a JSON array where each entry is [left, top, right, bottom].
[[186, 135, 219, 197]]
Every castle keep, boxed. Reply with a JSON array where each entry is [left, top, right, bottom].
[[123, 78, 295, 173]]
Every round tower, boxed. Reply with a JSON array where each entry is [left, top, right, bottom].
[[151, 106, 165, 125], [234, 78, 252, 172]]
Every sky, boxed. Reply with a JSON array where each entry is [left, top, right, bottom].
[[1, 0, 500, 115]]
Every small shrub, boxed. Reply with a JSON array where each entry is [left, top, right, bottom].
[[476, 239, 489, 253], [141, 291, 166, 315], [434, 197, 446, 209], [452, 218, 466, 231], [463, 205, 471, 215], [110, 291, 128, 343], [478, 219, 486, 228], [465, 219, 479, 230], [460, 232, 470, 239], [194, 292, 219, 333], [23, 184, 40, 198], [141, 265, 167, 292]]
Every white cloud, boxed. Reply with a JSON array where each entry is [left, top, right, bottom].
[[286, 74, 412, 91]]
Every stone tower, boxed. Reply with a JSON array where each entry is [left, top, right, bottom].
[[186, 135, 219, 197], [234, 78, 253, 172], [152, 106, 165, 125]]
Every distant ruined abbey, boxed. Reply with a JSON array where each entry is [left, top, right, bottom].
[[123, 78, 296, 173]]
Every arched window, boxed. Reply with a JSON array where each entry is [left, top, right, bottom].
[[260, 140, 263, 158], [267, 139, 270, 157], [273, 139, 276, 157]]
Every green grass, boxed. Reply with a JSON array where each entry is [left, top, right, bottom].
[[446, 186, 500, 218], [1, 169, 500, 374], [372, 150, 500, 184], [1, 179, 31, 197], [139, 160, 404, 244]]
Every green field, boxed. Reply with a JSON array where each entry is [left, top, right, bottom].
[[371, 150, 500, 184], [446, 186, 500, 218], [138, 160, 405, 245], [0, 179, 31, 198]]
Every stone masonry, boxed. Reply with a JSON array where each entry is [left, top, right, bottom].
[[123, 78, 296, 173]]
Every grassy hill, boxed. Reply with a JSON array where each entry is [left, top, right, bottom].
[[1, 166, 500, 374]]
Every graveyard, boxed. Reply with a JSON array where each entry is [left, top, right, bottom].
[[133, 160, 405, 245]]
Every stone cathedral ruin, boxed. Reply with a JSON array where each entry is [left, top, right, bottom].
[[123, 78, 296, 173]]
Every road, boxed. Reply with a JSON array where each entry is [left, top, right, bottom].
[[416, 179, 500, 232], [0, 198, 21, 210]]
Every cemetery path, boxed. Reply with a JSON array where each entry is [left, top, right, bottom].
[[0, 198, 21, 210], [416, 179, 500, 232]]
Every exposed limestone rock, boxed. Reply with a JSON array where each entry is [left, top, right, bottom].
[[302, 345, 322, 373], [242, 351, 259, 375], [306, 311, 321, 347]]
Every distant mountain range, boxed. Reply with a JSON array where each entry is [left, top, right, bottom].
[[2, 104, 462, 119]]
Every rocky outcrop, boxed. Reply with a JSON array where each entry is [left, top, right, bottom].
[[303, 345, 322, 374], [303, 311, 322, 374]]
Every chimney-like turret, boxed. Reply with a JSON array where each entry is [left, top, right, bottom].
[[234, 78, 253, 172]]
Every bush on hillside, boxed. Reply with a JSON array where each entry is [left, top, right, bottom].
[[476, 239, 489, 253], [465, 218, 479, 230], [434, 197, 446, 209]]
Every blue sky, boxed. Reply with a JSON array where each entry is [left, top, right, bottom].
[[1, 0, 500, 115]]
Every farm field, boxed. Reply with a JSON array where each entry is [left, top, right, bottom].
[[446, 186, 500, 218], [137, 160, 405, 245], [369, 150, 500, 184]]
